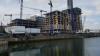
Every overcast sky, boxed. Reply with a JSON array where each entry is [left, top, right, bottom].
[[0, 0, 100, 30]]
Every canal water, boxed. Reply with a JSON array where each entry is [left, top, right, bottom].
[[9, 38, 83, 56], [9, 37, 100, 56], [1, 37, 100, 56], [84, 37, 100, 56], [10, 49, 40, 56]]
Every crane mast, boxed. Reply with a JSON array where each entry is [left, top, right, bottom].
[[67, 0, 73, 9], [20, 0, 23, 19], [67, 0, 76, 32]]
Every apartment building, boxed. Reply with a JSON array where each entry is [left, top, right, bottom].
[[42, 10, 72, 33], [62, 7, 82, 32]]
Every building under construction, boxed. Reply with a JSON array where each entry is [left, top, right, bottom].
[[28, 16, 45, 29], [42, 0, 82, 33], [42, 7, 82, 33], [8, 19, 36, 28], [42, 10, 72, 33], [62, 7, 82, 32]]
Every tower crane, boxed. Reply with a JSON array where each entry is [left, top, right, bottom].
[[20, 0, 23, 19], [48, 0, 53, 35], [67, 0, 73, 9], [67, 0, 77, 32], [24, 7, 47, 17]]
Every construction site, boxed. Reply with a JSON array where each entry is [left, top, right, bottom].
[[0, 0, 100, 56], [0, 0, 83, 35]]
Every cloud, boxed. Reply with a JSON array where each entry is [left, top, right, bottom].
[[91, 0, 100, 15]]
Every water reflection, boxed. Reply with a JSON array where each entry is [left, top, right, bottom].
[[9, 38, 83, 56], [10, 49, 40, 56], [10, 46, 72, 56]]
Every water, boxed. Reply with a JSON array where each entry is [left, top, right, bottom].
[[1, 37, 100, 56], [8, 38, 83, 56], [10, 49, 40, 56], [84, 37, 100, 56], [9, 44, 74, 56], [10, 46, 72, 56]]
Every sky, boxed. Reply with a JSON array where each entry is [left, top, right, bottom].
[[0, 0, 100, 30]]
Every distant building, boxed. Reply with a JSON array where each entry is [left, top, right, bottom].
[[28, 15, 45, 29], [28, 15, 37, 21], [42, 10, 72, 33], [7, 15, 44, 33], [62, 7, 82, 32]]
